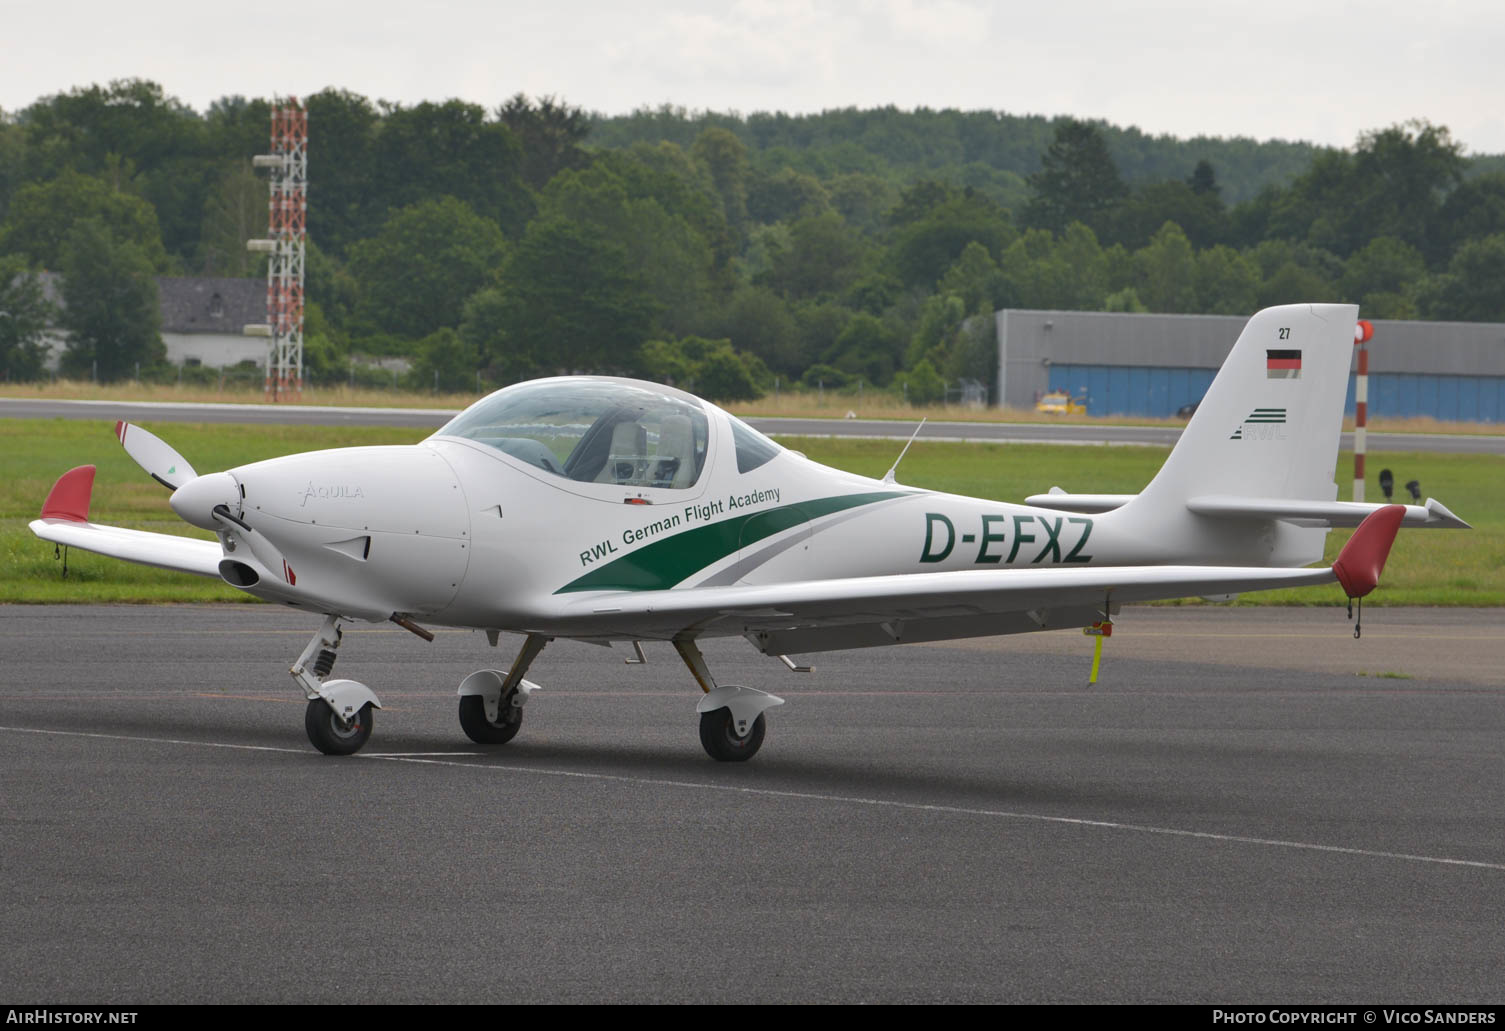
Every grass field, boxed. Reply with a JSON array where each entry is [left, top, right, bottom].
[[3, 417, 1500, 605]]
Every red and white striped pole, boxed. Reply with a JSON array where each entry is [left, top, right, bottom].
[[1352, 319, 1374, 501]]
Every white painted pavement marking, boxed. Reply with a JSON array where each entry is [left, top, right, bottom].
[[3, 723, 1502, 874]]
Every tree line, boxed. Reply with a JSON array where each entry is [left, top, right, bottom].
[[2, 79, 1503, 401]]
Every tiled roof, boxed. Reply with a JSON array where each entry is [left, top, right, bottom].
[[156, 277, 266, 333]]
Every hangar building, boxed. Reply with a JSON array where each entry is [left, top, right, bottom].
[[995, 309, 1505, 422]]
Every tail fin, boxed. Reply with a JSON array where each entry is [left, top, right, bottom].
[[1135, 303, 1355, 508], [1117, 303, 1358, 563]]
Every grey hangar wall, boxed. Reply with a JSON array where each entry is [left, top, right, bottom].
[[994, 309, 1505, 422]]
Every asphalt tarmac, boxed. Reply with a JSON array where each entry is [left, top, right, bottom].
[[1, 605, 1501, 1004], [3, 396, 1501, 453]]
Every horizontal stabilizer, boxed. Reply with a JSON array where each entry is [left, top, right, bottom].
[[1024, 488, 1134, 513], [1185, 495, 1470, 529]]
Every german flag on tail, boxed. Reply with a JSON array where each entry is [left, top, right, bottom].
[[1266, 349, 1301, 379]]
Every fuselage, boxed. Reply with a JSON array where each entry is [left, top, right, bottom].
[[188, 377, 1321, 633]]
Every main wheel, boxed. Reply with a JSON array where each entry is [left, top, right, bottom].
[[305, 698, 373, 756], [698, 708, 766, 762], [458, 692, 523, 745]]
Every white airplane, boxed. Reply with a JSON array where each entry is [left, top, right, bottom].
[[30, 303, 1468, 760]]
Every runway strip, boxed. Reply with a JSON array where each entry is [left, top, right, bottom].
[[4, 396, 1500, 452]]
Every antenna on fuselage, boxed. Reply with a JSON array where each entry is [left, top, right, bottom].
[[882, 418, 927, 485]]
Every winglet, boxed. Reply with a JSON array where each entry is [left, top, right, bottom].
[[40, 465, 96, 523], [1331, 504, 1406, 598]]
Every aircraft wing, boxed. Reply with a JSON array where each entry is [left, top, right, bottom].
[[29, 465, 223, 578], [30, 518, 224, 578], [537, 506, 1404, 653], [538, 563, 1337, 650]]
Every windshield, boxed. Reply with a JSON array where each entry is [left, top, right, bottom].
[[435, 379, 710, 489]]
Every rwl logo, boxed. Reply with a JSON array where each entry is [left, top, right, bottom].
[[1229, 408, 1288, 440]]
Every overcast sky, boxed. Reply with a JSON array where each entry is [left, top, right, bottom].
[[6, 0, 1503, 154]]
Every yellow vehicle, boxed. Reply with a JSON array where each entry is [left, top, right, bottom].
[[1035, 390, 1087, 415]]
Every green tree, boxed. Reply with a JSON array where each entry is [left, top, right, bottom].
[[1257, 262, 1336, 309], [640, 335, 764, 400], [459, 286, 531, 383], [1432, 172, 1505, 266], [0, 118, 26, 223], [197, 159, 266, 276], [57, 218, 163, 380], [793, 300, 857, 375], [1187, 159, 1220, 197], [1268, 121, 1465, 258], [1021, 119, 1127, 236], [1107, 179, 1228, 250], [492, 215, 658, 373], [827, 312, 901, 384], [1, 171, 170, 270], [718, 286, 800, 375], [405, 327, 480, 393], [763, 211, 868, 299], [21, 80, 209, 262], [827, 173, 899, 236], [541, 155, 720, 336], [1194, 245, 1260, 314], [347, 196, 506, 340], [1054, 222, 1109, 308], [692, 127, 751, 240], [303, 89, 380, 257], [889, 189, 1014, 288], [0, 256, 53, 380], [372, 100, 531, 237], [1419, 234, 1505, 321], [905, 293, 966, 371], [996, 226, 1105, 310], [497, 93, 591, 190], [904, 358, 945, 405], [747, 166, 829, 224], [203, 95, 274, 166], [1134, 222, 1198, 313], [937, 241, 1003, 314], [1339, 237, 1425, 313]]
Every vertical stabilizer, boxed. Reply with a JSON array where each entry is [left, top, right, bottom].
[[1115, 303, 1357, 564]]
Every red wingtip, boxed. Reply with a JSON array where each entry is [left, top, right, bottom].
[[1332, 504, 1406, 598], [40, 465, 97, 523]]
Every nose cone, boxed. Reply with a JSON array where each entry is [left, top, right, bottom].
[[170, 472, 240, 530]]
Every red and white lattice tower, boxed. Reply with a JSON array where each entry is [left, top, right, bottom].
[[248, 98, 308, 400]]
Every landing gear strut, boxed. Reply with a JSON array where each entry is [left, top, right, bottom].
[[291, 615, 382, 756]]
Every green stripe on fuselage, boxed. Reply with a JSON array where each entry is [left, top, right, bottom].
[[556, 491, 908, 593]]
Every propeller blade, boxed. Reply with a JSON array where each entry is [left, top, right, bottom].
[[116, 421, 198, 490]]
